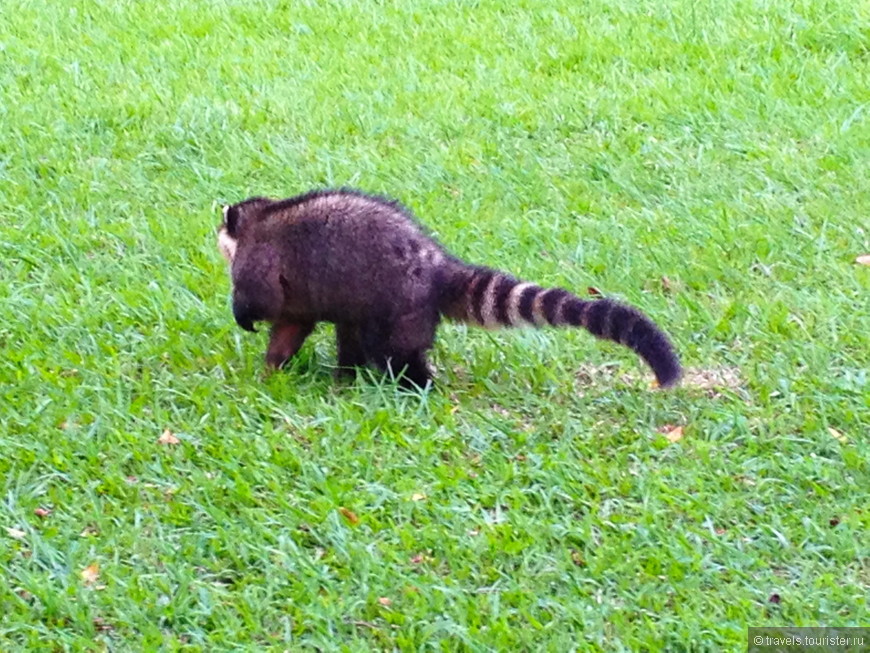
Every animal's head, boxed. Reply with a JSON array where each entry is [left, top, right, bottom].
[[216, 197, 286, 333], [216, 197, 275, 265]]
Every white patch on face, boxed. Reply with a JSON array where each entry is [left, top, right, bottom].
[[217, 227, 238, 264]]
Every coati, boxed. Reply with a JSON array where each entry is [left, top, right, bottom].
[[217, 189, 681, 390]]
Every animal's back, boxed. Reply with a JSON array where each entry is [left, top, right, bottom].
[[251, 190, 446, 322]]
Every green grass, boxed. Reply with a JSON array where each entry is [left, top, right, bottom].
[[1, 0, 868, 649]]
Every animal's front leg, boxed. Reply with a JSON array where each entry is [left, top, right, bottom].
[[265, 321, 315, 369]]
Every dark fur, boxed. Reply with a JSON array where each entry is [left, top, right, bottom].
[[219, 189, 682, 389]]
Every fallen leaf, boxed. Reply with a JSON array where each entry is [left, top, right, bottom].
[[377, 597, 392, 607], [34, 507, 51, 518], [410, 493, 427, 502], [715, 528, 726, 535], [828, 427, 847, 444], [93, 617, 113, 632], [158, 429, 180, 446], [15, 589, 33, 601], [658, 424, 684, 443], [338, 507, 359, 525], [6, 527, 26, 539], [81, 563, 100, 585], [661, 276, 674, 293], [410, 554, 424, 564], [666, 426, 684, 442], [587, 286, 603, 297], [856, 254, 870, 266]]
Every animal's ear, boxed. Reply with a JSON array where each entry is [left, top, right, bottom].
[[222, 204, 240, 235]]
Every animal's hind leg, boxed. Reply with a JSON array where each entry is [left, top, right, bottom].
[[335, 323, 366, 379], [265, 321, 315, 369], [391, 349, 433, 390], [360, 309, 437, 389]]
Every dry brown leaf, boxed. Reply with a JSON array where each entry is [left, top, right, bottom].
[[338, 507, 359, 525], [158, 429, 180, 446], [6, 527, 26, 539], [828, 427, 847, 444], [587, 286, 603, 297], [661, 276, 674, 293], [855, 254, 870, 266], [34, 507, 51, 518], [663, 425, 684, 443], [93, 617, 113, 632], [81, 563, 100, 585], [410, 493, 427, 502], [377, 597, 392, 607]]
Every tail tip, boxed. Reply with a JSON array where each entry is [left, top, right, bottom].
[[653, 360, 682, 390]]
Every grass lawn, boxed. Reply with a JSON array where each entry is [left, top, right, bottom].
[[1, 0, 868, 649]]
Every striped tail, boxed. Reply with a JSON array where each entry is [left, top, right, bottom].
[[439, 264, 682, 388]]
